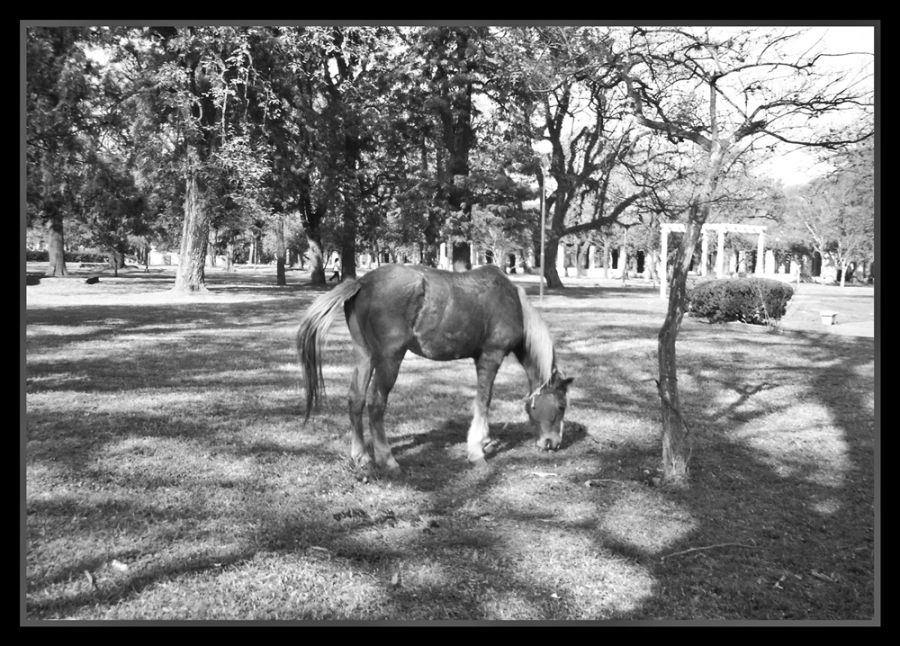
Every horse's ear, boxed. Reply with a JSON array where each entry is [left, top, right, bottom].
[[551, 370, 573, 390]]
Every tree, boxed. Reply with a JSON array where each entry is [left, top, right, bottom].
[[790, 141, 874, 285], [617, 26, 874, 484], [26, 27, 95, 276], [416, 27, 491, 271], [492, 26, 673, 288], [77, 152, 148, 274]]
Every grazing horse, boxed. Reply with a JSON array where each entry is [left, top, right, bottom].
[[296, 263, 573, 470]]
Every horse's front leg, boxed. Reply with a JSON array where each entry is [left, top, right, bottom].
[[468, 352, 504, 464]]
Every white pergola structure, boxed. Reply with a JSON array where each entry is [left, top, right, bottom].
[[659, 222, 767, 298]]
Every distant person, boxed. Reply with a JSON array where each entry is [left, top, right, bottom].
[[328, 255, 341, 282]]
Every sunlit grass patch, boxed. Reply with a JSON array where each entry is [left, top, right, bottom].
[[24, 271, 875, 621]]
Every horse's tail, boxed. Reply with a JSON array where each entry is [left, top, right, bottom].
[[516, 286, 555, 387], [296, 279, 363, 423]]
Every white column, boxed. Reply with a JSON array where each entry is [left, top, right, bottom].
[[659, 226, 668, 299], [700, 229, 709, 276], [716, 229, 725, 277], [756, 231, 766, 276], [588, 244, 596, 270]]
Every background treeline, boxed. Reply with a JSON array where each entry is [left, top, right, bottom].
[[26, 25, 874, 290]]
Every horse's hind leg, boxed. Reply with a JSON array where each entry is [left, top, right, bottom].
[[348, 348, 374, 466], [468, 351, 504, 464], [367, 353, 403, 471]]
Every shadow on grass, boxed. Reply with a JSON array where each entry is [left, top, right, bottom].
[[25, 274, 875, 620], [579, 326, 876, 619]]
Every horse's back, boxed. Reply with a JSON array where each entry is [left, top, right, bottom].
[[351, 264, 523, 360]]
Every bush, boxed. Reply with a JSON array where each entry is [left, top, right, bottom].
[[25, 250, 111, 263], [69, 252, 109, 263], [688, 278, 794, 325]]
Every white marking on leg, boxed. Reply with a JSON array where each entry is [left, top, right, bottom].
[[467, 404, 490, 461]]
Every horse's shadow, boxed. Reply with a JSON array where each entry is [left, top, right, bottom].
[[391, 418, 587, 459]]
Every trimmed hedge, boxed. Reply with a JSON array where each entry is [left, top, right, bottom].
[[26, 250, 110, 263], [688, 278, 794, 325]]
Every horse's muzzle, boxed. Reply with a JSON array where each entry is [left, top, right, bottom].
[[536, 436, 561, 452]]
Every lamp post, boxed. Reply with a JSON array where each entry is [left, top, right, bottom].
[[538, 169, 546, 305], [532, 140, 553, 305]]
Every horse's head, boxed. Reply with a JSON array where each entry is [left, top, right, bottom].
[[525, 369, 574, 452]]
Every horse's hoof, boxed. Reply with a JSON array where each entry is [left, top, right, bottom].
[[377, 457, 402, 473], [350, 453, 373, 469], [482, 439, 500, 456]]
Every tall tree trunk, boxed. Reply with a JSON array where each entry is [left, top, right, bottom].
[[44, 209, 67, 277], [543, 234, 563, 288], [275, 215, 286, 286], [433, 28, 475, 272], [576, 242, 589, 277], [207, 227, 217, 268], [174, 148, 210, 293], [252, 231, 263, 264], [340, 210, 358, 281], [307, 234, 326, 285], [225, 239, 234, 272]]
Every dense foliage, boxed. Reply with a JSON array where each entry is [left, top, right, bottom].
[[24, 25, 874, 290], [688, 278, 795, 325]]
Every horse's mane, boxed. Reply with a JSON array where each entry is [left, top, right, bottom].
[[515, 286, 554, 388]]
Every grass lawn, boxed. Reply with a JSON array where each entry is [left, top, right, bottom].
[[24, 264, 877, 622]]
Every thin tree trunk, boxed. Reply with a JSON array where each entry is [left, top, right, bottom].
[[656, 140, 723, 484], [109, 249, 123, 277], [225, 240, 234, 272], [275, 215, 286, 286], [207, 227, 217, 268], [174, 148, 210, 293], [657, 216, 703, 485], [44, 211, 67, 277], [647, 249, 659, 283]]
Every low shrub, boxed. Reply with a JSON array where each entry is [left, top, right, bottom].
[[688, 278, 794, 325], [25, 250, 110, 263], [70, 252, 109, 263]]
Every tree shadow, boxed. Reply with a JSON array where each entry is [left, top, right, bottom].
[[25, 273, 876, 620]]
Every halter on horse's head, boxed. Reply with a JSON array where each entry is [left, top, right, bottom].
[[525, 368, 574, 452]]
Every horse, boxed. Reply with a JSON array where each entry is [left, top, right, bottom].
[[296, 263, 573, 471]]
